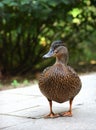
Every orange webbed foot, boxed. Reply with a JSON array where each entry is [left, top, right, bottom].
[[60, 111, 72, 117], [44, 112, 60, 118]]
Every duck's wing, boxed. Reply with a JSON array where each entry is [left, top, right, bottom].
[[67, 66, 82, 88], [67, 66, 77, 75]]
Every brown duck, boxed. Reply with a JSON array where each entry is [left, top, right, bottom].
[[39, 40, 82, 118]]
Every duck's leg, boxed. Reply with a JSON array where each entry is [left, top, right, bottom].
[[60, 98, 73, 117], [44, 99, 60, 118]]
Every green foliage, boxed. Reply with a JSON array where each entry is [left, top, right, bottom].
[[0, 0, 96, 76], [23, 79, 29, 85], [0, 82, 3, 89], [11, 80, 20, 87], [10, 79, 29, 88]]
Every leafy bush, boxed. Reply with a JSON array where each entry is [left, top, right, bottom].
[[0, 0, 96, 76]]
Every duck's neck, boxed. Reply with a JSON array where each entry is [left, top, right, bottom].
[[56, 56, 68, 66]]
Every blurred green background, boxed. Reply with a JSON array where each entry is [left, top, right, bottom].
[[0, 0, 96, 79]]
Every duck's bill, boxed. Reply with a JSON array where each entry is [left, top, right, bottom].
[[43, 48, 54, 58]]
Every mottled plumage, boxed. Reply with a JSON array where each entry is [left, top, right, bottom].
[[39, 40, 82, 118]]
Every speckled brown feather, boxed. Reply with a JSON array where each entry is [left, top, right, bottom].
[[39, 63, 81, 103]]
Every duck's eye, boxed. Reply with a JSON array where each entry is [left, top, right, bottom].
[[53, 44, 60, 50]]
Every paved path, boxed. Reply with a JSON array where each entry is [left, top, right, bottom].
[[0, 73, 96, 130]]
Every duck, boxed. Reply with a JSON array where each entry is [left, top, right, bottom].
[[39, 40, 82, 118]]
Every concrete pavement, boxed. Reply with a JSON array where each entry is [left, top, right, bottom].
[[0, 73, 96, 130]]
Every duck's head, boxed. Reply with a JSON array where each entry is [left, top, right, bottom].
[[43, 40, 68, 64]]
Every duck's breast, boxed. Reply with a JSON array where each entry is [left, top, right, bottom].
[[39, 64, 81, 103]]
